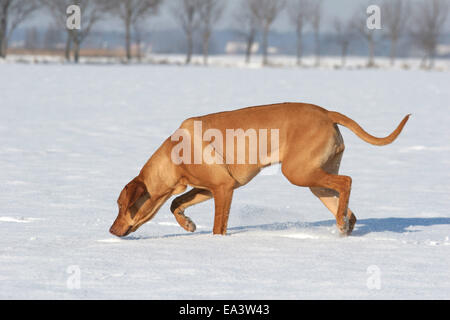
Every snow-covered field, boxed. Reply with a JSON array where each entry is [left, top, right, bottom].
[[0, 62, 449, 299], [3, 53, 450, 72]]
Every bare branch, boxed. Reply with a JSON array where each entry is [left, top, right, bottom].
[[333, 16, 354, 67], [171, 0, 203, 64], [107, 0, 162, 61], [251, 0, 286, 65], [40, 0, 106, 62], [198, 0, 225, 64], [410, 0, 449, 68], [310, 0, 323, 66], [7, 0, 39, 40], [0, 0, 39, 57], [382, 0, 411, 64], [233, 0, 260, 63], [351, 3, 378, 67], [287, 0, 311, 65]]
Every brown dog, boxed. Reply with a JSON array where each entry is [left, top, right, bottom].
[[110, 103, 409, 237]]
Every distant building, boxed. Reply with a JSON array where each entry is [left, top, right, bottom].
[[437, 44, 450, 57], [267, 46, 279, 54], [225, 41, 259, 54]]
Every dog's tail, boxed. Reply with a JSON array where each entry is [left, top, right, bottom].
[[328, 111, 411, 146]]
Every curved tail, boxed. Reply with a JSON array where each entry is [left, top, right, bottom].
[[328, 111, 411, 146]]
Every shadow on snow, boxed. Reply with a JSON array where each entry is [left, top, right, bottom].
[[123, 217, 450, 240]]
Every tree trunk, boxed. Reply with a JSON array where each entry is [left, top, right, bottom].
[[125, 21, 131, 62], [429, 48, 436, 69], [65, 32, 72, 62], [367, 34, 375, 67], [186, 30, 193, 64], [245, 32, 254, 64], [296, 31, 303, 66], [73, 37, 80, 63], [134, 25, 142, 63], [0, 10, 8, 58], [341, 44, 348, 67], [136, 39, 141, 62], [262, 26, 269, 66], [0, 33, 7, 58], [314, 30, 320, 67], [202, 33, 209, 65], [390, 38, 397, 66], [420, 55, 427, 69]]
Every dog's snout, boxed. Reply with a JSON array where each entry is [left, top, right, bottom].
[[109, 224, 120, 236], [109, 225, 117, 235], [110, 223, 132, 237]]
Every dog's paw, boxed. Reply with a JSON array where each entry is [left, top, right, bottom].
[[174, 211, 196, 232], [184, 217, 196, 232], [337, 217, 350, 236], [337, 214, 357, 236], [347, 213, 357, 235]]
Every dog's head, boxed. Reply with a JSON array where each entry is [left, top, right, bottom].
[[109, 176, 171, 237]]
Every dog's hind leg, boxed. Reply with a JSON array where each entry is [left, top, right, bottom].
[[282, 150, 353, 235], [310, 152, 357, 234], [170, 188, 212, 232], [310, 187, 357, 235]]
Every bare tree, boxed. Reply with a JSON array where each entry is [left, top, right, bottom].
[[310, 0, 323, 67], [333, 17, 353, 67], [287, 0, 310, 66], [198, 0, 225, 65], [108, 0, 162, 62], [234, 0, 260, 64], [172, 0, 202, 64], [133, 19, 144, 62], [253, 0, 285, 65], [411, 0, 449, 69], [70, 0, 105, 63], [352, 5, 377, 67], [42, 25, 61, 50], [382, 0, 410, 66], [41, 0, 74, 60], [24, 27, 39, 50], [41, 0, 105, 62], [0, 0, 39, 58]]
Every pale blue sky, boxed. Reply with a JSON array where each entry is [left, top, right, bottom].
[[26, 0, 448, 33], [26, 0, 383, 31]]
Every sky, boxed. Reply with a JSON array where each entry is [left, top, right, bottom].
[[154, 0, 377, 31], [24, 0, 450, 34], [27, 0, 389, 32]]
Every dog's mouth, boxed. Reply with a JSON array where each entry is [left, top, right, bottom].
[[122, 226, 133, 237], [110, 224, 133, 237]]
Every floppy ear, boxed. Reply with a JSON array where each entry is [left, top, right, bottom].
[[125, 178, 148, 209]]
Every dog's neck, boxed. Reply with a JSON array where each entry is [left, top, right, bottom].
[[140, 138, 182, 195]]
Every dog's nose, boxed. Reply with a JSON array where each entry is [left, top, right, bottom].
[[109, 224, 132, 237], [109, 225, 118, 236], [109, 223, 122, 236]]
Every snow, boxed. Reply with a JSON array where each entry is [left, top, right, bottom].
[[0, 61, 449, 299], [2, 53, 450, 72]]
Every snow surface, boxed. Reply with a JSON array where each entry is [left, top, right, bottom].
[[0, 63, 449, 299], [3, 53, 450, 72]]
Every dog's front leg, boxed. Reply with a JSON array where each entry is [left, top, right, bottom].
[[170, 188, 212, 232], [212, 186, 234, 235]]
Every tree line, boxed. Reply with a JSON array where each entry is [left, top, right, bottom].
[[0, 0, 449, 68]]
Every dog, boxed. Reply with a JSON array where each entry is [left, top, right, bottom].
[[109, 103, 409, 237]]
